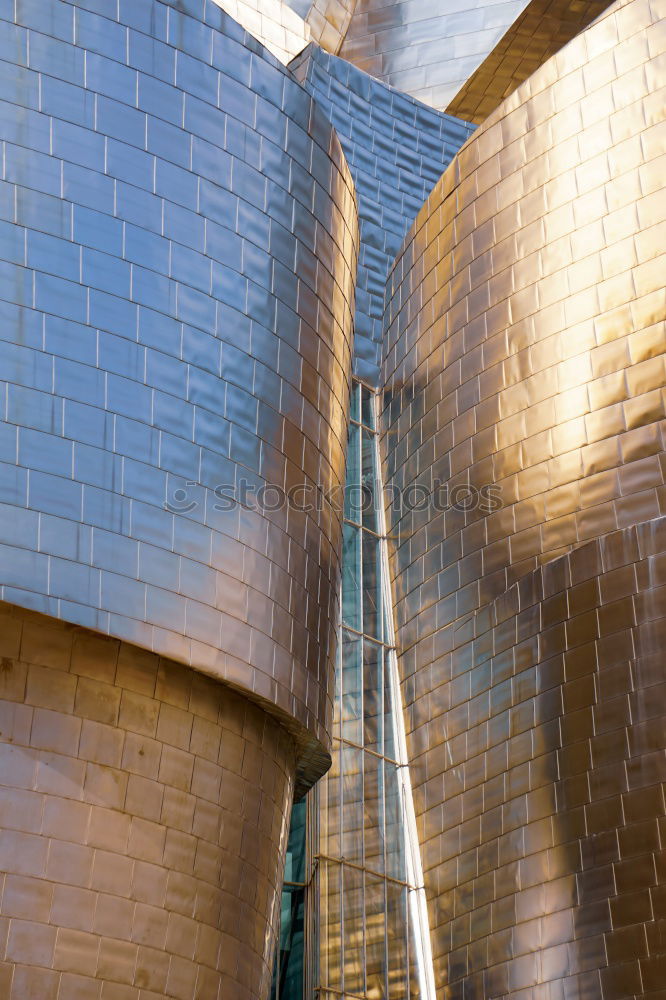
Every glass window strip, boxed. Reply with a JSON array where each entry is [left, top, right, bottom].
[[274, 376, 435, 1000], [316, 378, 437, 999], [372, 395, 437, 1000], [316, 854, 414, 891]]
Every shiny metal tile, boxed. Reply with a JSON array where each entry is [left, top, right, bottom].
[[213, 0, 312, 63], [291, 43, 474, 384], [447, 0, 615, 124], [379, 0, 666, 992], [0, 0, 359, 796], [0, 602, 296, 1000], [337, 0, 533, 112]]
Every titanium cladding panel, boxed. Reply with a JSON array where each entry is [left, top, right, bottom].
[[0, 603, 297, 1000], [0, 0, 359, 787], [380, 0, 666, 991], [291, 43, 474, 384], [338, 0, 533, 111], [426, 520, 666, 999], [212, 0, 312, 63], [446, 0, 615, 124], [306, 0, 357, 55]]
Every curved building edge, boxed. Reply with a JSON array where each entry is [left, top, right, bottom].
[[0, 0, 359, 792], [213, 0, 313, 64], [379, 0, 666, 990], [0, 597, 298, 999], [290, 41, 475, 384]]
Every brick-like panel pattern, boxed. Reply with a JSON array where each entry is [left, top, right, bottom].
[[383, 0, 665, 637], [338, 0, 532, 110], [446, 0, 614, 124], [213, 0, 311, 63], [379, 0, 665, 989], [0, 602, 296, 1000], [0, 0, 359, 785], [425, 517, 666, 999], [291, 44, 474, 383], [306, 0, 356, 56]]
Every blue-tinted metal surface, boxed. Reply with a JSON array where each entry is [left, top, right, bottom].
[[0, 0, 359, 788], [285, 0, 314, 17], [291, 44, 474, 384], [338, 0, 532, 110]]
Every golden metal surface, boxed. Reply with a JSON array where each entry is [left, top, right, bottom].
[[213, 0, 312, 62], [307, 0, 357, 54], [406, 518, 666, 998], [446, 0, 615, 124], [380, 0, 666, 992], [0, 601, 296, 1000]]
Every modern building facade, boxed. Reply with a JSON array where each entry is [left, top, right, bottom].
[[381, 4, 666, 995], [290, 45, 475, 382], [0, 2, 358, 996], [0, 1, 664, 999]]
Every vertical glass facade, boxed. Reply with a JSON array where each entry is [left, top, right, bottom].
[[272, 379, 434, 998], [317, 380, 434, 999], [271, 799, 309, 1000]]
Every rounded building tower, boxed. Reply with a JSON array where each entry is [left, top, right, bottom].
[[0, 1, 357, 997], [380, 0, 666, 996]]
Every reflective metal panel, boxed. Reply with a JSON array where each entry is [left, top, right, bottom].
[[446, 0, 615, 123], [338, 0, 533, 111], [213, 0, 312, 62], [0, 601, 296, 1000], [0, 0, 359, 791], [291, 44, 474, 383], [380, 0, 666, 990], [307, 0, 357, 54], [416, 520, 666, 998]]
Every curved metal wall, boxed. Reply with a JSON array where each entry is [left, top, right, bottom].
[[306, 0, 357, 55], [338, 0, 532, 111], [445, 0, 614, 124], [0, 602, 296, 1000], [213, 0, 312, 63], [0, 0, 359, 788], [380, 0, 665, 990], [429, 519, 666, 998], [291, 43, 474, 383]]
